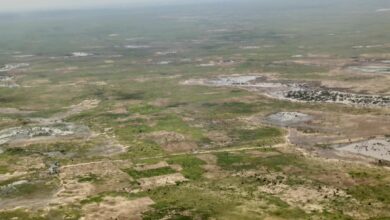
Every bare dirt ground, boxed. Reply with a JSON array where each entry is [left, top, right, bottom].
[[81, 196, 155, 220], [258, 183, 347, 213], [335, 137, 390, 161], [88, 134, 128, 157], [263, 112, 313, 127], [135, 161, 170, 171], [138, 173, 187, 190], [55, 180, 95, 205], [52, 99, 101, 121], [0, 108, 34, 115], [0, 192, 57, 210], [288, 111, 390, 146], [290, 55, 390, 94], [55, 160, 133, 204], [320, 76, 390, 95], [204, 131, 232, 147], [0, 171, 28, 182], [1, 156, 45, 174], [348, 65, 390, 74], [59, 160, 130, 181], [289, 57, 351, 67], [321, 66, 390, 95], [197, 154, 227, 179]]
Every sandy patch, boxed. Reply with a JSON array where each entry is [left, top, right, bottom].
[[55, 180, 95, 204], [52, 99, 100, 120], [0, 108, 34, 115], [82, 196, 154, 220], [197, 153, 218, 165], [135, 161, 169, 171], [54, 66, 79, 74], [145, 131, 185, 144], [336, 138, 390, 161], [290, 58, 349, 67], [138, 173, 187, 190], [288, 111, 390, 151], [148, 98, 171, 107], [258, 184, 346, 212], [0, 171, 28, 182], [247, 150, 281, 158], [58, 160, 132, 200], [88, 140, 127, 156], [348, 65, 390, 74], [60, 160, 131, 181], [204, 131, 232, 147], [197, 154, 226, 179]]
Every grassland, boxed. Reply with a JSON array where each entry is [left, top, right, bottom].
[[0, 0, 390, 219]]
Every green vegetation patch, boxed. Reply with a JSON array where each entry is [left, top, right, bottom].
[[125, 167, 176, 179], [0, 209, 46, 220], [77, 173, 101, 183], [154, 115, 204, 141], [218, 102, 258, 114], [348, 184, 390, 203], [128, 104, 162, 115], [143, 185, 237, 219], [120, 139, 165, 159], [216, 152, 304, 172], [0, 165, 9, 174], [233, 127, 283, 143], [167, 155, 206, 180], [0, 180, 57, 199], [216, 152, 245, 169]]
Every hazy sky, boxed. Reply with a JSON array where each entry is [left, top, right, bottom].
[[0, 0, 200, 12]]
